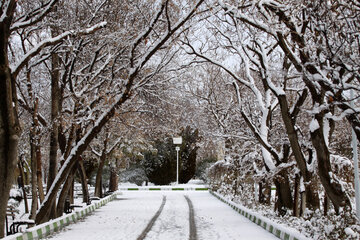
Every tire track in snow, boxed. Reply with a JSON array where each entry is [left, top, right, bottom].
[[184, 195, 197, 240], [137, 195, 166, 240]]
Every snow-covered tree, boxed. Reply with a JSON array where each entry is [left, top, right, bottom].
[[0, 0, 106, 235], [216, 0, 360, 214]]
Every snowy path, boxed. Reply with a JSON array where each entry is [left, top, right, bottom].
[[45, 191, 278, 240], [137, 195, 167, 240]]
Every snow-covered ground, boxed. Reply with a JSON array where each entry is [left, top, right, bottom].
[[44, 191, 278, 240]]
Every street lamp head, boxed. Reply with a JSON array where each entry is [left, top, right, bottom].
[[173, 137, 182, 145]]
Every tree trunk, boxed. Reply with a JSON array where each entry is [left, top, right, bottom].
[[310, 115, 351, 213], [47, 44, 61, 220], [324, 194, 330, 216], [109, 166, 118, 192], [29, 129, 38, 220], [293, 174, 300, 217], [56, 164, 77, 217], [258, 179, 271, 204], [77, 157, 90, 203], [274, 174, 293, 216], [31, 97, 43, 212], [95, 155, 106, 198], [277, 94, 320, 210], [0, 3, 21, 235], [35, 158, 77, 224], [18, 160, 29, 214], [95, 137, 108, 198], [70, 179, 74, 204], [36, 144, 44, 203], [300, 191, 306, 216]]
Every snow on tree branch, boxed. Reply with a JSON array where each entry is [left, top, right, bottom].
[[11, 21, 107, 78], [0, 0, 15, 23], [36, 0, 204, 223], [10, 0, 59, 32]]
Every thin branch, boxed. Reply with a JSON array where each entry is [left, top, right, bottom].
[[11, 21, 107, 78]]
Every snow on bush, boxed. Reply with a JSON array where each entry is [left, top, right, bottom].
[[8, 188, 23, 207], [208, 155, 360, 240]]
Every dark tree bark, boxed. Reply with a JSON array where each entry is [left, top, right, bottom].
[[0, 2, 20, 236], [95, 138, 108, 198], [29, 95, 42, 220], [77, 157, 90, 203], [47, 46, 60, 220], [324, 194, 330, 216], [18, 160, 29, 214], [56, 164, 77, 217], [293, 174, 300, 217], [311, 113, 351, 213], [276, 94, 320, 210], [36, 144, 45, 203], [258, 179, 271, 204], [109, 165, 118, 192], [274, 177, 293, 216], [29, 128, 38, 220]]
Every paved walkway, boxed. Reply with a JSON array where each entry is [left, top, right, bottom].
[[46, 191, 278, 240]]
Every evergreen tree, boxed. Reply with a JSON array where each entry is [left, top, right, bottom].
[[143, 126, 200, 185]]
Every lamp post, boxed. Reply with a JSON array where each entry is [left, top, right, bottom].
[[173, 137, 182, 185]]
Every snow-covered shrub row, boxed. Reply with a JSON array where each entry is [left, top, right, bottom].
[[208, 157, 360, 239], [208, 159, 258, 208]]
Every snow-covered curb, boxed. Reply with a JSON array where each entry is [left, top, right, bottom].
[[210, 191, 311, 240], [3, 193, 117, 240], [118, 186, 209, 191]]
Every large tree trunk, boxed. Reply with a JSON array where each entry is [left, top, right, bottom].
[[274, 172, 293, 216], [56, 164, 77, 217], [47, 46, 61, 220], [277, 94, 320, 210], [293, 174, 300, 217], [35, 157, 77, 224], [311, 114, 351, 213], [0, 3, 20, 236]]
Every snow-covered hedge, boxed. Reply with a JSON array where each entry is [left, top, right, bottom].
[[210, 191, 310, 240]]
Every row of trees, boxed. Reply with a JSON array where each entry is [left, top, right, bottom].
[[0, 0, 205, 237], [1, 0, 359, 238], [191, 0, 359, 213], [180, 0, 360, 237]]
